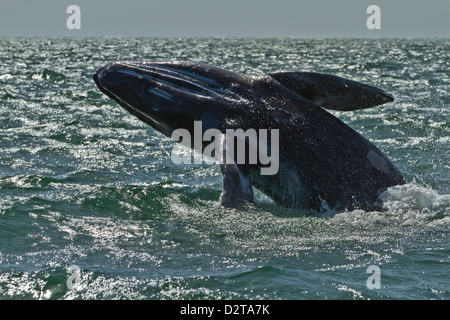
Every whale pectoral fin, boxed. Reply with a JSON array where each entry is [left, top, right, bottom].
[[220, 162, 254, 208], [269, 71, 394, 111]]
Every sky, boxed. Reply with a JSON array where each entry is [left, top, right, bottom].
[[1, 0, 449, 38]]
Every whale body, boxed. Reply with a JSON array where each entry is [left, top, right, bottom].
[[93, 61, 405, 211]]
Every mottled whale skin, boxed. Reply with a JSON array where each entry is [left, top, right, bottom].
[[93, 61, 405, 211]]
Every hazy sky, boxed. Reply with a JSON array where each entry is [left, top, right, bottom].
[[1, 0, 449, 38]]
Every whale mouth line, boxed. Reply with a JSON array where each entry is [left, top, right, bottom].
[[103, 62, 245, 104], [119, 68, 217, 100]]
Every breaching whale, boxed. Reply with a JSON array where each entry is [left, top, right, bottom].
[[93, 61, 405, 211]]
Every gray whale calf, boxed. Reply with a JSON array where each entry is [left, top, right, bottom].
[[93, 61, 405, 211]]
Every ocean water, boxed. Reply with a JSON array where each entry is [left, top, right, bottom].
[[0, 37, 449, 300]]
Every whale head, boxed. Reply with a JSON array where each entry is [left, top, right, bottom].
[[93, 61, 251, 138]]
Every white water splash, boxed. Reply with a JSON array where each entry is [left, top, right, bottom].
[[331, 182, 450, 227], [379, 182, 450, 212]]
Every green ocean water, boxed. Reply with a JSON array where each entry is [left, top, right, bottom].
[[0, 37, 449, 300]]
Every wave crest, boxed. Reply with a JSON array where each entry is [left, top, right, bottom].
[[379, 181, 450, 212], [330, 182, 450, 226]]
